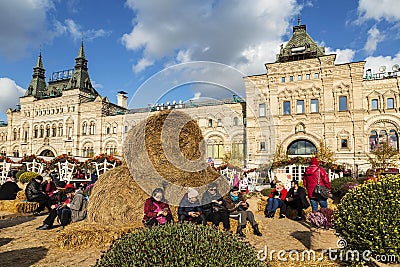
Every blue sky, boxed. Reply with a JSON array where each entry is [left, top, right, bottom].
[[1, 0, 400, 121]]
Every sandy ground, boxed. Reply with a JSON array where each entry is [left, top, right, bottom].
[[0, 197, 323, 267]]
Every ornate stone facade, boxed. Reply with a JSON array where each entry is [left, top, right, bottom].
[[0, 43, 245, 165], [245, 23, 400, 173]]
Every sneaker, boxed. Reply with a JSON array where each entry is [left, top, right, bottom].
[[33, 211, 41, 216], [279, 214, 286, 219], [294, 216, 302, 221]]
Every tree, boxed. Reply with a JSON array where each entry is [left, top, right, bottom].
[[367, 142, 399, 169], [313, 139, 335, 165]]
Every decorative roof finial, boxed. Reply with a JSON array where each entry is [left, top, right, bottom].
[[298, 15, 301, 26]]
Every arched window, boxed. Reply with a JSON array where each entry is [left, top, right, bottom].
[[58, 124, 63, 137], [46, 125, 50, 137], [105, 142, 117, 156], [287, 140, 317, 155], [13, 128, 17, 141], [82, 122, 88, 135], [389, 130, 398, 149], [40, 126, 44, 138], [233, 117, 239, 126], [52, 124, 57, 137], [369, 131, 378, 151], [89, 122, 95, 135], [82, 144, 94, 157], [206, 137, 224, 159], [34, 126, 38, 138]]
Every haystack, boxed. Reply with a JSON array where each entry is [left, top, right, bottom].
[[87, 110, 229, 226]]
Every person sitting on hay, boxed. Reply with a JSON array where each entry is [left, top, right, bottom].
[[279, 180, 309, 221], [143, 188, 173, 227], [0, 172, 21, 200], [264, 181, 288, 218], [37, 185, 88, 230], [201, 183, 230, 232], [178, 188, 206, 225], [25, 175, 52, 216], [224, 186, 262, 238]]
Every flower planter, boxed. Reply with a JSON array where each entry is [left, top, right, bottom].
[[309, 228, 340, 250]]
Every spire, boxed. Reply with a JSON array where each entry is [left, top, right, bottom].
[[25, 51, 47, 97], [276, 19, 325, 63], [77, 34, 86, 59]]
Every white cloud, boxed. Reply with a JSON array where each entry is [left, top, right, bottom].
[[91, 80, 104, 90], [364, 52, 400, 74], [0, 0, 54, 58], [364, 25, 385, 55], [55, 19, 111, 42], [122, 0, 299, 74], [0, 78, 26, 115], [325, 47, 356, 64], [133, 58, 155, 73], [358, 0, 400, 22]]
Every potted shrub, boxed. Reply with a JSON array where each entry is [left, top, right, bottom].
[[307, 208, 340, 250]]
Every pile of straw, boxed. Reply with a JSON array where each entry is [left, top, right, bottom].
[[87, 110, 228, 227], [57, 221, 143, 249], [0, 200, 38, 213]]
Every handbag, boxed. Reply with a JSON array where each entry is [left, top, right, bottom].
[[212, 204, 226, 213], [313, 168, 329, 199]]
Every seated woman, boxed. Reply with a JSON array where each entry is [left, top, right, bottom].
[[178, 188, 206, 225], [201, 183, 230, 231], [280, 180, 310, 220], [224, 186, 262, 238], [264, 182, 288, 218], [143, 188, 173, 227], [41, 175, 57, 199]]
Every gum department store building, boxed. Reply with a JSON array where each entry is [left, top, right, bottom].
[[1, 22, 399, 179]]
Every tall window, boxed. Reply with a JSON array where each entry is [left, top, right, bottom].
[[106, 127, 110, 134], [259, 103, 266, 117], [40, 126, 44, 138], [52, 125, 57, 137], [89, 122, 95, 135], [68, 127, 72, 139], [34, 126, 38, 138], [297, 100, 304, 114], [46, 125, 50, 137], [387, 98, 394, 109], [314, 73, 319, 79], [82, 123, 87, 135], [233, 117, 239, 126], [83, 145, 94, 157], [306, 74, 310, 80], [105, 143, 117, 156], [289, 76, 294, 82], [231, 142, 244, 161], [207, 140, 224, 159], [371, 99, 378, 110], [311, 99, 319, 113], [283, 101, 291, 115], [113, 126, 117, 134], [208, 119, 213, 127], [298, 75, 302, 81], [341, 139, 348, 148], [281, 77, 286, 83], [58, 124, 63, 137], [260, 141, 266, 151], [13, 129, 17, 141], [339, 96, 347, 111]]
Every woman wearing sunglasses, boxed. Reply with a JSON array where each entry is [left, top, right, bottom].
[[201, 183, 230, 232]]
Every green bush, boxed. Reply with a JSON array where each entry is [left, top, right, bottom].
[[95, 223, 266, 267], [335, 175, 400, 265], [18, 172, 39, 184], [15, 170, 26, 182], [330, 176, 356, 195], [260, 187, 273, 196]]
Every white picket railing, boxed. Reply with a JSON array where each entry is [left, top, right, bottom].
[[0, 160, 11, 184], [93, 159, 116, 177], [24, 159, 45, 175]]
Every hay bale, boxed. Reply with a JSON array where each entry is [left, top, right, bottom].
[[123, 110, 229, 205], [16, 190, 26, 201], [15, 201, 39, 213], [57, 221, 143, 249], [87, 111, 229, 227]]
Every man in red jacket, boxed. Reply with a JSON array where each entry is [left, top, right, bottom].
[[303, 157, 331, 212]]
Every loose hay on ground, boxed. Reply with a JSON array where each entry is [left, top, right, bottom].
[[57, 221, 143, 249]]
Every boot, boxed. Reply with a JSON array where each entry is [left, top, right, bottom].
[[236, 225, 246, 238], [253, 224, 262, 236], [268, 211, 276, 218]]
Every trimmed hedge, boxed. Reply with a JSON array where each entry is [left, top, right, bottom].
[[95, 223, 266, 267], [18, 172, 39, 184]]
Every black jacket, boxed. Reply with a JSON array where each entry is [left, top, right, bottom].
[[178, 193, 202, 216], [286, 186, 310, 209], [201, 190, 226, 214], [0, 182, 21, 200], [25, 179, 45, 200]]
